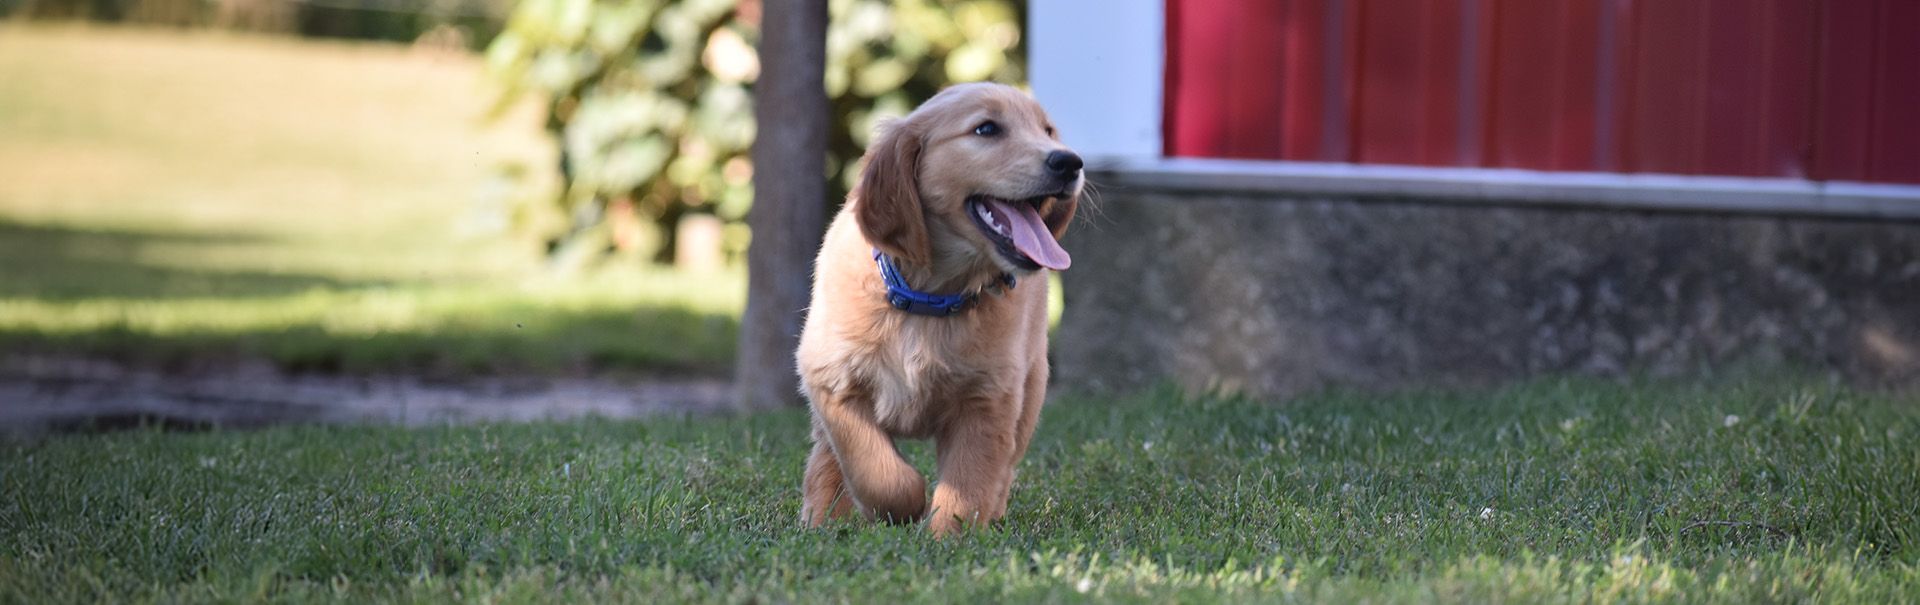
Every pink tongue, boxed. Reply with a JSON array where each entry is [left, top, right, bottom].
[[992, 199, 1071, 270]]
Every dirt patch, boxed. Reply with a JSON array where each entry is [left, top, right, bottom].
[[1, 355, 735, 437]]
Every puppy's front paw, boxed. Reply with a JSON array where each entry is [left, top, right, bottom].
[[925, 501, 998, 538], [856, 467, 929, 524]]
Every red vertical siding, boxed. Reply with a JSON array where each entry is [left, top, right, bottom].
[[1277, 0, 1336, 160], [1622, 0, 1709, 175], [1868, 1, 1920, 183], [1699, 0, 1767, 176], [1484, 0, 1601, 171], [1328, 0, 1363, 162], [1164, 0, 1286, 159], [1621, 0, 1820, 178], [1164, 0, 1920, 185], [1760, 0, 1819, 179], [1354, 0, 1466, 166], [1810, 0, 1876, 181]]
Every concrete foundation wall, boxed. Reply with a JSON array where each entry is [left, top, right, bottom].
[[1054, 178, 1920, 397]]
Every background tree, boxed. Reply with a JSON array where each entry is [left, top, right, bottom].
[[735, 0, 826, 410]]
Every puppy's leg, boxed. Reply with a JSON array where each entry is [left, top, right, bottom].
[[997, 362, 1049, 507], [813, 390, 927, 523], [800, 427, 856, 526], [927, 399, 1017, 537]]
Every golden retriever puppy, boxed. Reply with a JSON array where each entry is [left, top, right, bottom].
[[796, 83, 1082, 537]]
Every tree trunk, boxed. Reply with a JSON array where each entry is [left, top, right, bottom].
[[735, 0, 828, 410]]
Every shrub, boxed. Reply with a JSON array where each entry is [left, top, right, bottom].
[[485, 0, 1026, 266]]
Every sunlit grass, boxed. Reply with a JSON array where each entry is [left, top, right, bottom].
[[3, 378, 1915, 602], [0, 25, 742, 373]]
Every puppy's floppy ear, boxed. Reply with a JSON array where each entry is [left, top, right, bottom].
[[854, 120, 931, 265], [1044, 192, 1078, 239]]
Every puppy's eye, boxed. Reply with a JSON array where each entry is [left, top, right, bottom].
[[1045, 125, 1056, 137], [972, 121, 1001, 137]]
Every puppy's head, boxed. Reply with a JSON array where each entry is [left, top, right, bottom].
[[854, 82, 1082, 274]]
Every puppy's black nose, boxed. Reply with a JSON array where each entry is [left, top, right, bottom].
[[1045, 150, 1083, 176]]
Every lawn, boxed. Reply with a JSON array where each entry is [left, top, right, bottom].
[[0, 26, 741, 375], [3, 378, 1916, 602]]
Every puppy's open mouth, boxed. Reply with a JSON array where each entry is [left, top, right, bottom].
[[966, 194, 1071, 271]]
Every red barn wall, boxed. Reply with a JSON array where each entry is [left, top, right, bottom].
[[1163, 0, 1920, 184]]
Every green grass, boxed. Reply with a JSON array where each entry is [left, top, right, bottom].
[[0, 25, 741, 374], [4, 378, 1916, 602]]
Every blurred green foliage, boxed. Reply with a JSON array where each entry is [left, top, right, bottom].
[[485, 0, 1026, 266]]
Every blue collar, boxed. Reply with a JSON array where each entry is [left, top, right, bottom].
[[873, 249, 1015, 317]]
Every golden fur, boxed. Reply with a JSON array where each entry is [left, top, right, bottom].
[[795, 83, 1081, 537]]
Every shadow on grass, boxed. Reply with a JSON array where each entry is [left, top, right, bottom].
[[0, 306, 739, 376], [0, 220, 391, 300], [0, 220, 740, 376], [1, 297, 740, 377]]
